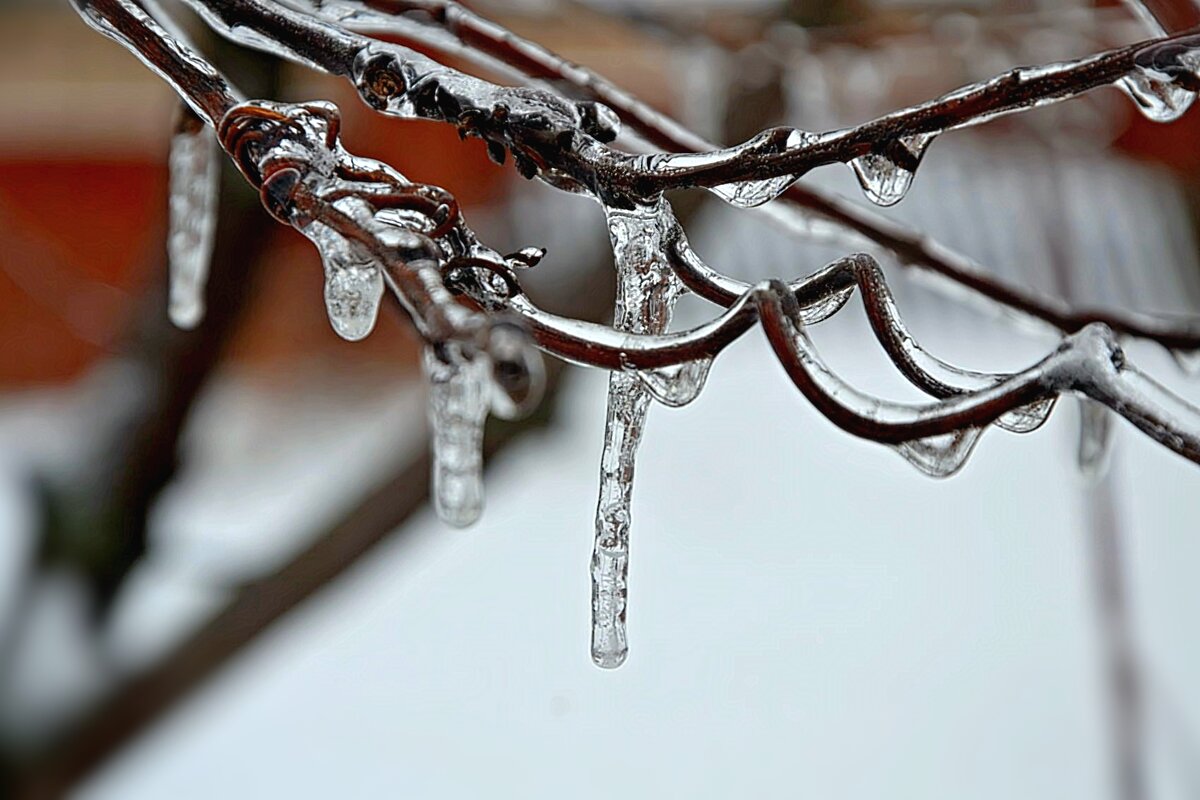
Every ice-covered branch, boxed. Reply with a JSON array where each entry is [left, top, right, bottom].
[[68, 0, 1200, 673], [183, 1, 1200, 204], [294, 0, 1200, 356]]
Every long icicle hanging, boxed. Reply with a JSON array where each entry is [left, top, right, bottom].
[[591, 196, 684, 668]]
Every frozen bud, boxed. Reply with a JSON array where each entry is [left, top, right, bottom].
[[577, 101, 621, 143]]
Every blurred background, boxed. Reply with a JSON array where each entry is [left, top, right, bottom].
[[2, 0, 1200, 797]]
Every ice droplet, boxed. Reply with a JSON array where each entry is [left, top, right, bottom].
[[1078, 398, 1114, 482], [710, 175, 796, 209], [592, 197, 684, 669], [632, 358, 713, 408], [997, 397, 1057, 434], [800, 285, 856, 325], [893, 427, 985, 478], [424, 345, 489, 528], [1118, 70, 1195, 122], [167, 114, 219, 329], [849, 133, 934, 206]]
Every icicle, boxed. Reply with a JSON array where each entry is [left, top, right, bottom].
[[710, 128, 814, 208], [1117, 71, 1195, 123], [167, 109, 220, 329], [849, 133, 934, 207], [631, 357, 714, 408], [892, 427, 985, 478], [323, 260, 385, 342], [301, 221, 386, 342], [592, 371, 645, 668], [423, 345, 490, 527], [1078, 398, 1115, 482], [592, 196, 684, 669]]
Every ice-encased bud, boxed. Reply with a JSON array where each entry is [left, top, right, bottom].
[[352, 48, 408, 111], [577, 100, 621, 143]]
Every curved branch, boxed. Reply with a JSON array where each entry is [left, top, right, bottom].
[[757, 294, 1200, 462]]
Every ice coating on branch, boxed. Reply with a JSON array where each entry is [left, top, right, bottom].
[[1078, 398, 1115, 482], [424, 345, 490, 527], [849, 133, 934, 207], [592, 197, 684, 669], [167, 115, 220, 329], [647, 128, 814, 209], [485, 322, 547, 420], [708, 129, 817, 208], [304, 221, 385, 341]]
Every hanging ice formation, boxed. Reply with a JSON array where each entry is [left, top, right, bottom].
[[167, 111, 220, 329], [423, 344, 490, 528], [591, 196, 697, 668], [1078, 398, 1115, 482]]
